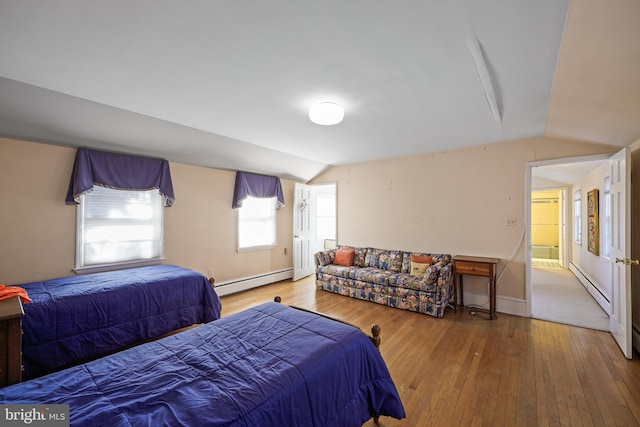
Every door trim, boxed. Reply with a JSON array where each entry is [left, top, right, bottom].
[[525, 153, 613, 319]]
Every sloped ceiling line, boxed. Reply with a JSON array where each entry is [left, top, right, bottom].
[[467, 35, 502, 126]]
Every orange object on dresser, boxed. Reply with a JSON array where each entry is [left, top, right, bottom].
[[0, 284, 31, 304]]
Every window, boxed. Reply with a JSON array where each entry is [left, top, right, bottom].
[[574, 189, 582, 244], [76, 186, 164, 271], [316, 190, 336, 241], [238, 196, 277, 250], [603, 176, 611, 257]]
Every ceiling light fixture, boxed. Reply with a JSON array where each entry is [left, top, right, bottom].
[[309, 102, 344, 125]]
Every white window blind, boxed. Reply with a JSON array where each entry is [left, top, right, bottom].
[[76, 186, 164, 270], [238, 196, 277, 250]]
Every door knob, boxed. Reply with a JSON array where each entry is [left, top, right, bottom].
[[615, 258, 640, 265]]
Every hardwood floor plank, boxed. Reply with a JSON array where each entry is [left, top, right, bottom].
[[551, 324, 583, 427], [217, 277, 640, 426]]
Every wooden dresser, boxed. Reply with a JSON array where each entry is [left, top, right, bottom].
[[0, 296, 24, 387], [453, 255, 500, 320]]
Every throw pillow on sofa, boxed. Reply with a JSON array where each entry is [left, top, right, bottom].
[[335, 248, 355, 266], [410, 262, 430, 276], [410, 254, 432, 276], [411, 255, 433, 264]]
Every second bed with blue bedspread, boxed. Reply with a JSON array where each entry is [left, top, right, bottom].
[[17, 264, 222, 379]]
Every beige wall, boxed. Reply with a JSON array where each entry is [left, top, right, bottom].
[[0, 138, 77, 282], [0, 137, 293, 284], [0, 135, 620, 314], [311, 136, 617, 311]]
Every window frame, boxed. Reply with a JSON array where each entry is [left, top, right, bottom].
[[75, 186, 165, 274], [574, 188, 582, 245]]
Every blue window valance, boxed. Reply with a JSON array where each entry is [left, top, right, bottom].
[[65, 148, 175, 207], [232, 171, 285, 209]]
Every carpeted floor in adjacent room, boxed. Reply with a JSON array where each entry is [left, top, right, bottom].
[[531, 265, 609, 331]]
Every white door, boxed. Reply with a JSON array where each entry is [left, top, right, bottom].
[[559, 188, 568, 268], [609, 147, 632, 359], [293, 183, 315, 281]]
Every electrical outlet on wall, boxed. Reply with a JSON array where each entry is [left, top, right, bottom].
[[207, 268, 215, 277], [505, 217, 517, 226]]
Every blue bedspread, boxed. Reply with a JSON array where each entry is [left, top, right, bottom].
[[18, 264, 222, 379], [0, 302, 405, 427]]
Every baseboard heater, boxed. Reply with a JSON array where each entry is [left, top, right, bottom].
[[213, 268, 293, 297], [569, 262, 610, 314]]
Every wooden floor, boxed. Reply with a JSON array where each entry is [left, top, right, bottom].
[[219, 276, 640, 427]]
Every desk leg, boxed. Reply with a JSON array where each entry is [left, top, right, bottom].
[[490, 272, 497, 320], [452, 274, 458, 311], [458, 274, 464, 307]]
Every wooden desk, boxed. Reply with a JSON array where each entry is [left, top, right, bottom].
[[0, 296, 24, 387], [453, 255, 499, 320]]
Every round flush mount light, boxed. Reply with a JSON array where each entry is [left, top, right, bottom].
[[309, 102, 344, 125]]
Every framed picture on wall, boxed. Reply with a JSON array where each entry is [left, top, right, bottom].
[[587, 189, 599, 255]]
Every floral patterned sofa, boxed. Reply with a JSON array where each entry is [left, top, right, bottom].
[[314, 246, 454, 318]]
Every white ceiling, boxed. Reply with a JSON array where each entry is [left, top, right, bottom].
[[0, 1, 639, 182], [532, 158, 606, 185]]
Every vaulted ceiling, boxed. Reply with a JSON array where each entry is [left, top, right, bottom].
[[0, 1, 638, 182]]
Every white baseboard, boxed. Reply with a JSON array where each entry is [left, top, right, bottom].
[[569, 263, 611, 314], [462, 291, 527, 317], [213, 269, 293, 297]]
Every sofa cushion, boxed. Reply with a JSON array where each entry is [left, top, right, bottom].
[[365, 249, 381, 267], [390, 274, 425, 290], [392, 263, 440, 291], [316, 250, 335, 266], [365, 249, 403, 272], [381, 250, 403, 272], [317, 265, 357, 279], [350, 267, 397, 286], [335, 248, 355, 266], [353, 247, 369, 267]]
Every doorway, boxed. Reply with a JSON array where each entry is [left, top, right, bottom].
[[292, 183, 336, 281], [527, 155, 611, 329], [527, 147, 640, 357]]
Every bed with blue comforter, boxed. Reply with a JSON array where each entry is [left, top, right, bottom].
[[0, 301, 405, 426], [17, 264, 222, 379]]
